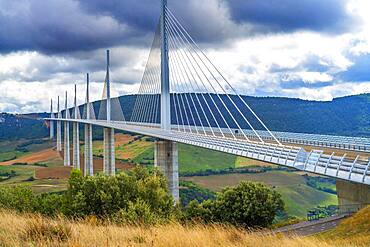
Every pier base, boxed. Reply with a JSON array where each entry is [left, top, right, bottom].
[[72, 122, 80, 170], [84, 124, 94, 176], [63, 122, 70, 166], [336, 180, 370, 214], [49, 120, 54, 139], [56, 121, 62, 151], [154, 140, 179, 202], [103, 128, 115, 175]]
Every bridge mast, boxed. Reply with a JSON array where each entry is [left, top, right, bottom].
[[50, 99, 54, 139], [64, 91, 70, 166], [155, 0, 179, 202], [72, 84, 80, 170], [161, 0, 170, 130], [103, 50, 115, 175], [84, 73, 94, 176], [106, 50, 111, 121], [56, 96, 62, 151]]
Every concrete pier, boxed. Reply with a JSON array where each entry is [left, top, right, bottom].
[[56, 120, 62, 151], [72, 122, 80, 169], [336, 180, 370, 213], [84, 124, 93, 176], [154, 140, 179, 201], [50, 117, 55, 139], [72, 84, 80, 170], [64, 92, 70, 167], [103, 127, 115, 175], [84, 74, 93, 176], [64, 122, 70, 166]]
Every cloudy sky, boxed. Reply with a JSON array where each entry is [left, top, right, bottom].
[[0, 0, 370, 113]]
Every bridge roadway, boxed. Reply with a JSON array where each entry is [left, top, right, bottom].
[[171, 125, 370, 153], [47, 118, 370, 186]]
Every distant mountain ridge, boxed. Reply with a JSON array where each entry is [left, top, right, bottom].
[[0, 93, 369, 140]]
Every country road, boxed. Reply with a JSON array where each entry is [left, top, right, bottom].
[[274, 215, 349, 236]]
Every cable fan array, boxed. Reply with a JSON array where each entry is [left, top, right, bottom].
[[98, 64, 126, 122], [130, 23, 162, 126], [164, 7, 280, 145], [63, 5, 282, 146]]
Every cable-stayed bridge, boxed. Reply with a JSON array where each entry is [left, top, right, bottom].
[[46, 0, 370, 209]]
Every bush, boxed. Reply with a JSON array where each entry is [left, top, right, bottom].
[[0, 186, 36, 212], [34, 193, 64, 217], [62, 167, 176, 223], [184, 181, 284, 228], [0, 166, 177, 226], [113, 199, 160, 226]]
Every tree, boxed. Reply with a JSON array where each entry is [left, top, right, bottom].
[[62, 167, 176, 223], [185, 181, 284, 228]]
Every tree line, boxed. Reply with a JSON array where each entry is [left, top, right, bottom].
[[0, 167, 283, 228]]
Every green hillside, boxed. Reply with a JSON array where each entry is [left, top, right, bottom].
[[133, 143, 238, 173], [1, 93, 369, 141]]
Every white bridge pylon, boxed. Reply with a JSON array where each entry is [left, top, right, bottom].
[[47, 0, 370, 200]]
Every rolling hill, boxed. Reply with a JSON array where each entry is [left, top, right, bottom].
[[0, 93, 369, 141]]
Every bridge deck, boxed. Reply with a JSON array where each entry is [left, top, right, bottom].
[[46, 118, 370, 186]]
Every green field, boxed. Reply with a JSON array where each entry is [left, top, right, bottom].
[[0, 164, 67, 194], [0, 151, 28, 162]]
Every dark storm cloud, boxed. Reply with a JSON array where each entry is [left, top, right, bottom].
[[338, 54, 370, 82], [227, 0, 355, 33], [77, 0, 160, 33], [0, 0, 135, 54], [0, 0, 358, 55]]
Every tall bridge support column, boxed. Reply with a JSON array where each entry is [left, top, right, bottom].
[[103, 128, 115, 175], [154, 140, 179, 202], [56, 96, 62, 151], [84, 124, 93, 176], [50, 120, 55, 139], [56, 121, 62, 151], [72, 122, 80, 170], [64, 122, 70, 167], [336, 180, 370, 214]]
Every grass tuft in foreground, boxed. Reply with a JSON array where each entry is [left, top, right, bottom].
[[0, 210, 347, 247], [318, 205, 370, 245]]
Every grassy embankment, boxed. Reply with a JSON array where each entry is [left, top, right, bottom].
[[0, 206, 369, 247]]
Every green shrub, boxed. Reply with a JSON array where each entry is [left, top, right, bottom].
[[0, 186, 36, 212], [34, 193, 64, 217], [62, 167, 176, 224], [113, 199, 160, 226], [184, 181, 284, 228]]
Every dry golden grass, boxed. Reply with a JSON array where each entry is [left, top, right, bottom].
[[0, 210, 368, 247], [318, 206, 370, 246]]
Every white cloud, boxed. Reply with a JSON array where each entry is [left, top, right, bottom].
[[1, 0, 370, 113], [281, 81, 370, 101]]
